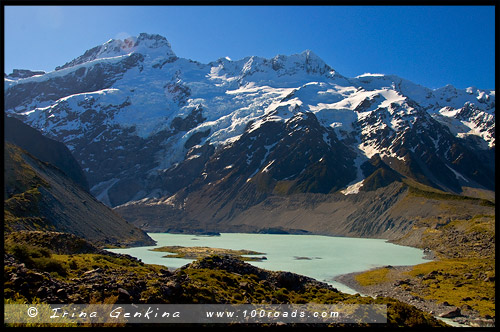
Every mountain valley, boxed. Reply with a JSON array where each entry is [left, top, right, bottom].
[[3, 33, 495, 327]]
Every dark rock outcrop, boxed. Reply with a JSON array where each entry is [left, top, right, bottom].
[[6, 69, 46, 79]]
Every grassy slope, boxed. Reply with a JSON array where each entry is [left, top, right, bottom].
[[355, 186, 495, 320], [4, 144, 54, 233], [4, 143, 154, 247]]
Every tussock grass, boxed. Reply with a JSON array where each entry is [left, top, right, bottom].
[[406, 258, 495, 318], [355, 268, 392, 287]]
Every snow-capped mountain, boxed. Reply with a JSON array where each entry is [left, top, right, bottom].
[[5, 33, 495, 230]]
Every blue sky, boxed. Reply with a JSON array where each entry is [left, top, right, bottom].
[[4, 5, 495, 90]]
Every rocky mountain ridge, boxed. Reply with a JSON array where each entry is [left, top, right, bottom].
[[4, 33, 495, 236]]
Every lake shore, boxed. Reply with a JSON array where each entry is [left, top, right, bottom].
[[333, 266, 495, 328], [110, 232, 494, 327], [109, 232, 429, 290]]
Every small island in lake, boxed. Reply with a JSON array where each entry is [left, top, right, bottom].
[[294, 256, 323, 260], [150, 246, 267, 261]]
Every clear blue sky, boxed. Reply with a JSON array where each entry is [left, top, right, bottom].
[[4, 5, 495, 90]]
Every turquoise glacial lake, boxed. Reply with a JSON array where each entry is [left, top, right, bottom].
[[107, 233, 430, 295]]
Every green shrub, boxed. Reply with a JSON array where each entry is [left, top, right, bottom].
[[33, 257, 67, 277], [8, 243, 67, 277]]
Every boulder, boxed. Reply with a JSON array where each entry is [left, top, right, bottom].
[[439, 307, 462, 318]]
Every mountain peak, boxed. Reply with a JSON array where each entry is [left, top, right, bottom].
[[301, 49, 320, 60], [271, 49, 334, 75], [56, 33, 176, 71], [134, 33, 175, 53]]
